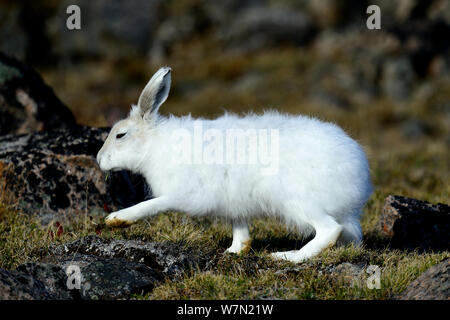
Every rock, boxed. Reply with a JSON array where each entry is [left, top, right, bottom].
[[43, 235, 211, 299], [149, 15, 196, 63], [47, 235, 211, 277], [49, 254, 162, 300], [0, 2, 56, 63], [308, 87, 350, 110], [0, 3, 28, 61], [0, 236, 210, 300], [381, 57, 415, 101], [428, 0, 450, 25], [0, 126, 149, 220], [328, 263, 366, 287], [220, 7, 315, 52], [0, 52, 76, 135], [398, 258, 450, 300], [0, 257, 161, 300], [46, 0, 162, 61], [203, 0, 265, 25], [401, 119, 432, 140], [306, 0, 367, 29], [0, 263, 70, 299], [378, 195, 450, 252], [371, 0, 419, 26]]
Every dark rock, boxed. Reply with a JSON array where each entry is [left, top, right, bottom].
[[371, 0, 419, 27], [428, 0, 450, 25], [308, 87, 350, 110], [47, 235, 210, 277], [48, 253, 162, 300], [381, 57, 414, 101], [0, 263, 70, 300], [401, 119, 433, 140], [0, 236, 211, 300], [149, 15, 196, 63], [398, 258, 450, 300], [0, 257, 161, 300], [0, 126, 149, 220], [0, 52, 76, 135], [220, 7, 315, 52], [15, 263, 74, 299], [0, 235, 210, 300], [0, 2, 56, 64], [46, 0, 162, 61], [203, 0, 265, 25], [378, 195, 450, 252], [306, 0, 367, 29], [388, 16, 450, 78], [0, 3, 28, 61]]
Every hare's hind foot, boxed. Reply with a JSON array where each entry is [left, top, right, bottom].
[[225, 239, 252, 254], [271, 219, 343, 263], [225, 219, 251, 254]]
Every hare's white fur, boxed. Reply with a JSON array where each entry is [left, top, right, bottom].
[[97, 67, 373, 263]]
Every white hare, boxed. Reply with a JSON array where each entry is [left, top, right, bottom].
[[97, 67, 373, 263]]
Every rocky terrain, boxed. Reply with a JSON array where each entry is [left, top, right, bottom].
[[0, 52, 75, 135], [0, 126, 149, 222], [398, 258, 449, 300], [1, 235, 212, 299]]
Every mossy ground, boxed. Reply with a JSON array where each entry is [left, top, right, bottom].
[[1, 47, 449, 299]]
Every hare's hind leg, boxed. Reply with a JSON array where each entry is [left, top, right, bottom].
[[271, 213, 343, 263], [225, 219, 251, 254]]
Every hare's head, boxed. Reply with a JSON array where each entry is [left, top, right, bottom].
[[97, 67, 171, 172]]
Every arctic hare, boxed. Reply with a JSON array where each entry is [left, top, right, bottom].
[[97, 67, 373, 263]]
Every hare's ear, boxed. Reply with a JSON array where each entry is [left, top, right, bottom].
[[137, 67, 171, 120]]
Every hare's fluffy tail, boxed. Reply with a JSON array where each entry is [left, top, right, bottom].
[[337, 214, 363, 246]]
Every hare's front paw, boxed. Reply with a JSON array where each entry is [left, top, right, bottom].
[[105, 210, 135, 228]]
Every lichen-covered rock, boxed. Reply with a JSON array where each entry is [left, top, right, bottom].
[[0, 236, 211, 300], [327, 262, 367, 287], [398, 258, 450, 300], [0, 126, 149, 220], [378, 195, 450, 252], [0, 257, 161, 300], [0, 52, 76, 135], [48, 254, 162, 300], [47, 235, 211, 277], [0, 263, 70, 300]]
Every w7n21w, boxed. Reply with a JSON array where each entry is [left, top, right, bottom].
[[220, 304, 274, 315]]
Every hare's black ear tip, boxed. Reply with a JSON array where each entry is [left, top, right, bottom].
[[162, 66, 172, 73]]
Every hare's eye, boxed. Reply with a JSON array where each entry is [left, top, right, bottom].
[[116, 132, 127, 139]]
